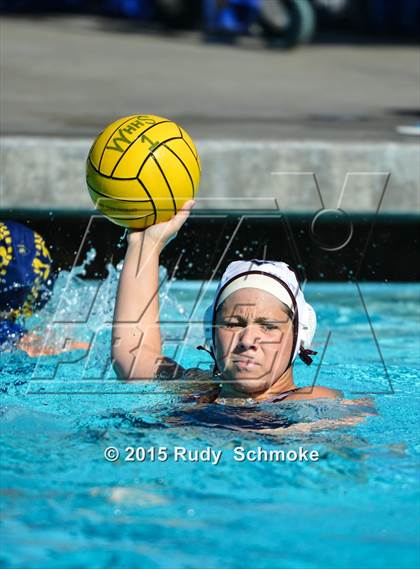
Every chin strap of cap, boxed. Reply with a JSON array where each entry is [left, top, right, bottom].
[[299, 347, 317, 366], [196, 344, 221, 375], [196, 344, 214, 358]]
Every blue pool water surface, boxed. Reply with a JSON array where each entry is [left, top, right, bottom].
[[1, 259, 419, 569]]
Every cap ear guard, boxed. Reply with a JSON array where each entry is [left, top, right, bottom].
[[297, 302, 317, 365], [300, 302, 317, 350], [196, 303, 219, 373], [203, 303, 214, 348]]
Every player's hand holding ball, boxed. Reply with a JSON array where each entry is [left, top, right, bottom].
[[126, 198, 196, 251]]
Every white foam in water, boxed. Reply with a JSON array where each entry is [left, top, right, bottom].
[[19, 246, 216, 386], [24, 246, 192, 350]]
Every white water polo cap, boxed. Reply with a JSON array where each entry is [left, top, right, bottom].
[[202, 260, 317, 367]]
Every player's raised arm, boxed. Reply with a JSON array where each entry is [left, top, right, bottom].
[[112, 200, 195, 380]]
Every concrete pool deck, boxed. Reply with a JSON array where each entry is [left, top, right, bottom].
[[1, 137, 418, 213], [1, 15, 419, 212]]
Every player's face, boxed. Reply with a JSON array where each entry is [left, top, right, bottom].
[[214, 288, 294, 396]]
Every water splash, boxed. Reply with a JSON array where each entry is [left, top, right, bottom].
[[22, 248, 189, 349]]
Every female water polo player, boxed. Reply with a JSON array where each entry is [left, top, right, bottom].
[[0, 220, 87, 356], [112, 200, 341, 403]]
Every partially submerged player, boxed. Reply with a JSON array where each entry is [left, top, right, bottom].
[[112, 200, 341, 403], [0, 220, 87, 356]]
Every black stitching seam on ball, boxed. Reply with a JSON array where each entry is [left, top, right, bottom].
[[163, 143, 196, 198], [136, 178, 157, 225], [104, 212, 156, 222], [151, 154, 177, 216], [86, 182, 152, 203], [88, 158, 157, 224], [109, 120, 171, 178], [178, 125, 199, 159], [135, 136, 183, 179], [88, 155, 138, 181], [182, 136, 201, 173], [98, 116, 138, 172], [177, 126, 201, 171]]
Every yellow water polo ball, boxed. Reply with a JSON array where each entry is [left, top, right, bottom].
[[86, 115, 201, 229]]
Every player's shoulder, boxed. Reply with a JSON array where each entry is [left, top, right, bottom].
[[288, 386, 343, 400], [155, 359, 220, 402], [155, 357, 186, 380]]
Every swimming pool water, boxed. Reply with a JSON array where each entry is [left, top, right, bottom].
[[1, 260, 419, 569]]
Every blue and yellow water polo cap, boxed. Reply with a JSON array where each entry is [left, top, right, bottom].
[[0, 220, 55, 318]]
